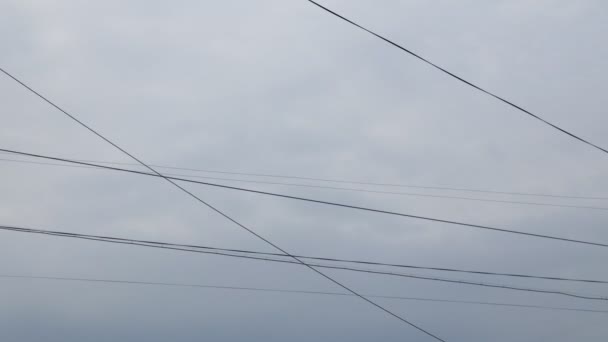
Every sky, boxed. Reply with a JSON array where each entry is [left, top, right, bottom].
[[1, 0, 608, 341]]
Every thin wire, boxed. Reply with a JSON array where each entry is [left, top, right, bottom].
[[3, 274, 606, 314], [2, 225, 607, 301], [3, 147, 608, 249], [0, 68, 445, 341], [1, 223, 606, 284], [2, 151, 605, 201], [307, 0, 608, 156], [2, 157, 608, 211]]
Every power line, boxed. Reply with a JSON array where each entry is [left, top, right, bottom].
[[2, 156, 608, 211], [2, 152, 604, 201], [0, 68, 445, 341], [3, 274, 606, 314], [1, 223, 606, 284], [3, 147, 608, 249], [2, 224, 607, 301], [307, 0, 608, 156]]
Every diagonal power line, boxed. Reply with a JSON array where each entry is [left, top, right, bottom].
[[2, 147, 608, 249], [307, 0, 608, 156], [0, 67, 446, 341]]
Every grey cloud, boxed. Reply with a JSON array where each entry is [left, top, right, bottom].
[[1, 0, 608, 341]]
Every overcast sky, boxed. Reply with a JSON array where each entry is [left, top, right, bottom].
[[1, 0, 608, 341]]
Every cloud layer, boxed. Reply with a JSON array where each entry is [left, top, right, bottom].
[[1, 1, 608, 341]]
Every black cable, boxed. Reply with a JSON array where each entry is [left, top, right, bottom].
[[3, 157, 608, 211], [307, 1, 608, 156], [3, 147, 608, 249], [0, 68, 445, 341], [2, 151, 604, 201], [2, 225, 606, 301], [3, 274, 606, 314], [1, 223, 605, 284]]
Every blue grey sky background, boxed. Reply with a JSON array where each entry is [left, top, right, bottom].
[[1, 0, 608, 341]]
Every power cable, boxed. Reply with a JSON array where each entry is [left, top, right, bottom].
[[2, 151, 604, 200], [2, 224, 606, 301], [2, 157, 608, 211], [1, 223, 605, 284], [307, 0, 608, 155], [2, 274, 606, 314], [2, 147, 608, 249], [0, 67, 446, 341]]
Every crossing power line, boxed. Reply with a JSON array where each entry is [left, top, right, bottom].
[[0, 67, 446, 342]]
